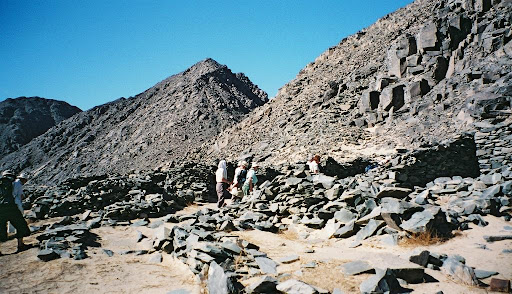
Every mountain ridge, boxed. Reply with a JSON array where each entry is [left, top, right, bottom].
[[0, 58, 268, 184], [0, 97, 81, 157]]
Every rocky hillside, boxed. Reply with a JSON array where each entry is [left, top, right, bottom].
[[0, 59, 268, 184], [0, 97, 81, 157], [204, 0, 512, 165]]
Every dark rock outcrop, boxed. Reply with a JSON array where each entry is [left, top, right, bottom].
[[203, 0, 512, 170], [0, 97, 81, 157]]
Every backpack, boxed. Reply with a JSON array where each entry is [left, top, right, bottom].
[[237, 169, 247, 186], [0, 176, 14, 205]]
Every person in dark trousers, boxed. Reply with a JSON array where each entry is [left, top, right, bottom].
[[215, 160, 231, 208], [0, 170, 31, 255]]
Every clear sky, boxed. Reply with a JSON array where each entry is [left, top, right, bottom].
[[0, 0, 414, 111]]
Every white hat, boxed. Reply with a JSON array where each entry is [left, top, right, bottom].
[[17, 173, 29, 180], [251, 163, 260, 168]]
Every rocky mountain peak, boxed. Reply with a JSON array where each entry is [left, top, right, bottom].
[[0, 60, 267, 184], [184, 58, 225, 76]]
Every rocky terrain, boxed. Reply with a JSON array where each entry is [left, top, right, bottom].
[[0, 97, 81, 157], [1, 0, 512, 293], [0, 59, 267, 184], [2, 115, 510, 293], [204, 0, 512, 166]]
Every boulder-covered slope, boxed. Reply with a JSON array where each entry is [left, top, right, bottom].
[[0, 97, 81, 157], [203, 0, 512, 165], [0, 58, 268, 184]]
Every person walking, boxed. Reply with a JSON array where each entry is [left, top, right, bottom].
[[7, 173, 28, 234], [230, 161, 247, 200], [0, 170, 31, 255], [215, 160, 231, 208], [242, 163, 259, 197]]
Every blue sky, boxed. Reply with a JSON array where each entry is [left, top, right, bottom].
[[0, 1, 414, 111]]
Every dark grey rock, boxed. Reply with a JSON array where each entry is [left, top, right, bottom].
[[246, 276, 278, 293], [276, 279, 318, 294], [400, 207, 451, 235], [208, 261, 229, 294], [148, 253, 163, 263], [255, 257, 278, 274], [484, 235, 512, 242], [340, 260, 374, 275], [474, 269, 499, 279], [409, 250, 430, 267], [102, 249, 114, 257], [334, 220, 359, 238], [221, 241, 241, 255], [333, 209, 356, 224], [301, 262, 317, 269], [360, 268, 401, 294], [37, 249, 60, 262], [350, 219, 385, 247], [441, 256, 479, 286], [278, 255, 300, 264], [376, 187, 412, 199], [392, 268, 425, 284]]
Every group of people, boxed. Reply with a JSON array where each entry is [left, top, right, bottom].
[[215, 155, 322, 208], [0, 170, 30, 255], [215, 160, 259, 208]]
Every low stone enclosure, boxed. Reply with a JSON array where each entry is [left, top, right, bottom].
[[20, 118, 512, 293]]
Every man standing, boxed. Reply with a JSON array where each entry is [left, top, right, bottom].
[[242, 163, 259, 196], [13, 173, 28, 212], [0, 170, 30, 255]]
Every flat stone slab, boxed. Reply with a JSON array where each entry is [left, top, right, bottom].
[[350, 219, 385, 247], [484, 235, 512, 242], [246, 276, 278, 293], [278, 255, 300, 264], [474, 269, 499, 279], [340, 260, 374, 276], [276, 279, 317, 294], [255, 257, 278, 274], [376, 187, 412, 199]]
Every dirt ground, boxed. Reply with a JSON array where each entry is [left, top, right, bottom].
[[1, 203, 511, 294]]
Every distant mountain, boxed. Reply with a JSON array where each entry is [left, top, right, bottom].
[[203, 0, 512, 165], [0, 97, 81, 157], [0, 58, 268, 184]]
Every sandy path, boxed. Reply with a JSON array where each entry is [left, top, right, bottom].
[[1, 204, 510, 294], [234, 215, 512, 293], [0, 217, 201, 294]]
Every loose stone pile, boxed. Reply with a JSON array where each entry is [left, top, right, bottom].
[[36, 218, 100, 261], [24, 163, 215, 222]]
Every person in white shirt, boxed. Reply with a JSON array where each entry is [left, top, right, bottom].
[[13, 173, 28, 212], [215, 160, 231, 208], [307, 155, 320, 174], [242, 163, 259, 196], [7, 173, 28, 234]]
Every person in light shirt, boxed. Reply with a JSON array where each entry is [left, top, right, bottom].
[[242, 163, 259, 196], [215, 160, 231, 208], [307, 155, 321, 174], [7, 173, 28, 234]]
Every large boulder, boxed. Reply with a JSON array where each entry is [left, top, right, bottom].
[[417, 22, 438, 51], [379, 85, 406, 111]]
